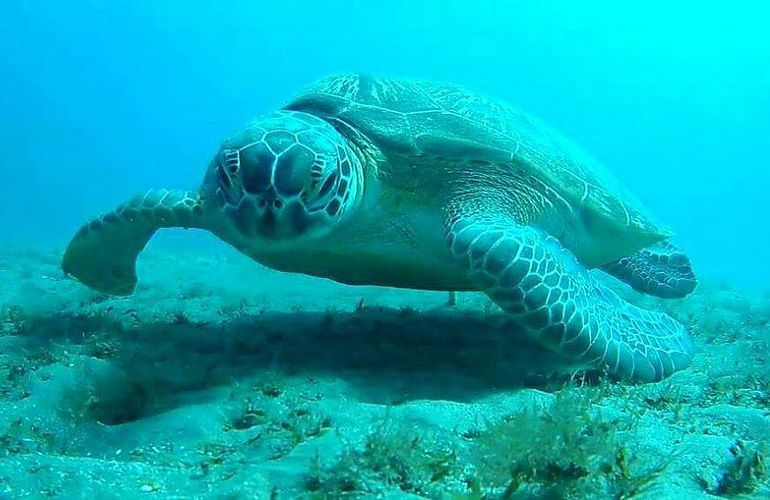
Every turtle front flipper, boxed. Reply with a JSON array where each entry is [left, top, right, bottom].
[[601, 241, 697, 299], [445, 214, 694, 382], [62, 189, 206, 295]]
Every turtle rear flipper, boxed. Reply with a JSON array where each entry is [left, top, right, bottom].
[[445, 213, 694, 382], [601, 241, 697, 299], [62, 189, 206, 295]]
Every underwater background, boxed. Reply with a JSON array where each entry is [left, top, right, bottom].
[[1, 1, 769, 498]]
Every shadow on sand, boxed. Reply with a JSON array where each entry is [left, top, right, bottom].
[[20, 306, 580, 424]]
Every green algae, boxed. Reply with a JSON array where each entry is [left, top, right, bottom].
[[0, 246, 768, 498]]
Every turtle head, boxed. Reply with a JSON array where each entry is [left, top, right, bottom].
[[203, 111, 363, 245]]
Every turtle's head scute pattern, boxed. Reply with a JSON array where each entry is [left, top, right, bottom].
[[202, 111, 362, 243]]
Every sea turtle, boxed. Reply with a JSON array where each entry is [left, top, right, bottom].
[[62, 73, 697, 382]]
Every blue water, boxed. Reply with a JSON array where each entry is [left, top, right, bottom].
[[1, 0, 769, 284], [3, 3, 770, 497]]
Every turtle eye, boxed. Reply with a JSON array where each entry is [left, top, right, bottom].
[[216, 164, 232, 189], [309, 162, 324, 184], [303, 156, 338, 198], [316, 174, 337, 199], [303, 171, 339, 212], [223, 149, 240, 175]]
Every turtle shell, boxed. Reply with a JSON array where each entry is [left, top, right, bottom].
[[283, 73, 672, 266]]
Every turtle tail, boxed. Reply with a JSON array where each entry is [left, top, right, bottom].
[[62, 189, 206, 295]]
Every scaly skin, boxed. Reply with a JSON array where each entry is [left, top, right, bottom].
[[602, 241, 697, 299], [62, 189, 206, 295], [444, 210, 694, 382], [60, 74, 698, 383]]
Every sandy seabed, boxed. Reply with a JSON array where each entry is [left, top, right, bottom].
[[0, 240, 768, 499]]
